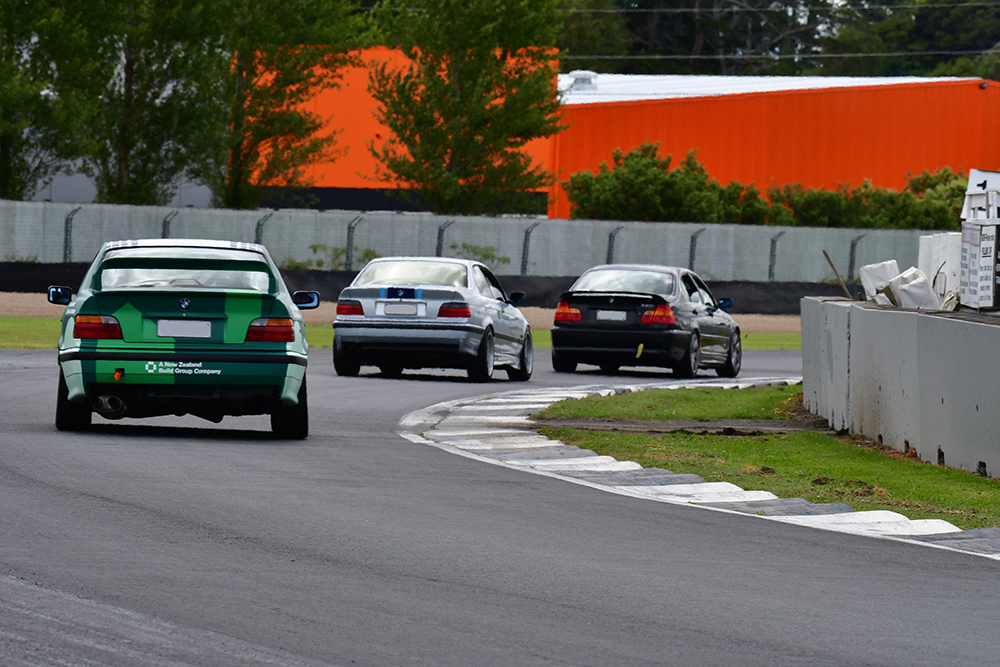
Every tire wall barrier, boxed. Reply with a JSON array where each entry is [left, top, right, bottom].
[[1, 199, 927, 283], [802, 297, 1000, 477]]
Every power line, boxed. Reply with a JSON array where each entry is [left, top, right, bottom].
[[563, 49, 998, 60], [556, 2, 1000, 12], [361, 2, 1000, 9]]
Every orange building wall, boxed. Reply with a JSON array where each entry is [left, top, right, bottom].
[[548, 80, 1000, 218], [300, 53, 1000, 219], [300, 46, 551, 191]]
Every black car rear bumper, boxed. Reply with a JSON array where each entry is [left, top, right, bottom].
[[551, 327, 692, 368]]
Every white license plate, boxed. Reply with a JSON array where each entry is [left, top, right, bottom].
[[384, 303, 418, 316], [596, 310, 627, 321], [158, 319, 212, 338]]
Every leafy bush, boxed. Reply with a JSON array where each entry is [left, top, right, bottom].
[[448, 242, 511, 271], [281, 244, 380, 271], [564, 143, 967, 230]]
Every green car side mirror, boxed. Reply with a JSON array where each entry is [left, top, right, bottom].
[[48, 285, 73, 305]]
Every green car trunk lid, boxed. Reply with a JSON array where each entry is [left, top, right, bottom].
[[90, 290, 284, 345]]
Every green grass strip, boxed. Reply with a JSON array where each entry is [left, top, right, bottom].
[[0, 317, 61, 349], [305, 324, 334, 348], [539, 385, 801, 421], [537, 386, 1000, 530], [741, 331, 801, 350]]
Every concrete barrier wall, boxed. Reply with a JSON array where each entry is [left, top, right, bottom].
[[1, 199, 929, 281], [801, 297, 852, 431], [802, 297, 1000, 476]]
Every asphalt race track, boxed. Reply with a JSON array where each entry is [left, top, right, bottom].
[[1, 348, 997, 666]]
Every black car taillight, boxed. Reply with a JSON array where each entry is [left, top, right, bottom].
[[336, 300, 364, 316], [641, 304, 676, 325], [438, 302, 471, 318], [74, 315, 123, 339], [246, 318, 295, 342], [554, 301, 582, 323]]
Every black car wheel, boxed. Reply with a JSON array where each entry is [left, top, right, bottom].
[[675, 332, 700, 378], [271, 375, 308, 439], [506, 330, 533, 381], [380, 363, 404, 378], [717, 330, 742, 378], [333, 342, 360, 377], [55, 369, 92, 432], [551, 349, 577, 373], [469, 328, 495, 382]]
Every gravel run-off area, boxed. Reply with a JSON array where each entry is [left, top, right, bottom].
[[1, 292, 801, 333]]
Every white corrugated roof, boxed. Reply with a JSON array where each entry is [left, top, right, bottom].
[[558, 72, 977, 105]]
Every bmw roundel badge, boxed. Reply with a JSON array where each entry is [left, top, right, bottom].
[[396, 289, 404, 297], [179, 298, 191, 310]]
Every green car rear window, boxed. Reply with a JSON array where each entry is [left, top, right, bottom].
[[100, 267, 270, 292], [355, 261, 467, 288], [99, 246, 272, 292]]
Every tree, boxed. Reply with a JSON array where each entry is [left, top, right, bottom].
[[0, 0, 90, 200], [368, 0, 565, 216], [613, 0, 845, 76], [72, 0, 224, 206], [813, 0, 1000, 77], [193, 0, 364, 210], [564, 143, 767, 223], [556, 0, 629, 73]]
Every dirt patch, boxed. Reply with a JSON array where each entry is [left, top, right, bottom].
[[0, 292, 61, 319], [536, 416, 832, 435], [0, 293, 801, 333]]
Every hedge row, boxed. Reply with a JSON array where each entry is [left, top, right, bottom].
[[562, 143, 966, 230]]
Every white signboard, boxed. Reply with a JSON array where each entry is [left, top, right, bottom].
[[960, 222, 997, 309]]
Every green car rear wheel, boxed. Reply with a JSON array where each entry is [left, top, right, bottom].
[[55, 370, 91, 432], [271, 375, 308, 439]]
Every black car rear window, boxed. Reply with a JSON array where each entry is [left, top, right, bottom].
[[572, 269, 675, 295]]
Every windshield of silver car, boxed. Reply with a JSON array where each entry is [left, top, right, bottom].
[[354, 261, 468, 288], [572, 269, 675, 295]]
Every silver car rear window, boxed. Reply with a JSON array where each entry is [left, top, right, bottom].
[[573, 269, 675, 295], [355, 261, 468, 287]]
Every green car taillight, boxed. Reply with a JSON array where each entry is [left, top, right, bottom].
[[246, 318, 295, 342], [74, 315, 123, 339]]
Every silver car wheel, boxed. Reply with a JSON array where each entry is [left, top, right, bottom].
[[507, 330, 533, 381], [484, 334, 495, 374], [469, 329, 495, 382]]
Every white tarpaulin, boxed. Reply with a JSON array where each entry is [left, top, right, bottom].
[[860, 261, 943, 310]]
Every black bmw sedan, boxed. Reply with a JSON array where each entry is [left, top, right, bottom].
[[550, 264, 740, 378]]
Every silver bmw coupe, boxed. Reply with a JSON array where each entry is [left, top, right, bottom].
[[333, 257, 533, 382]]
